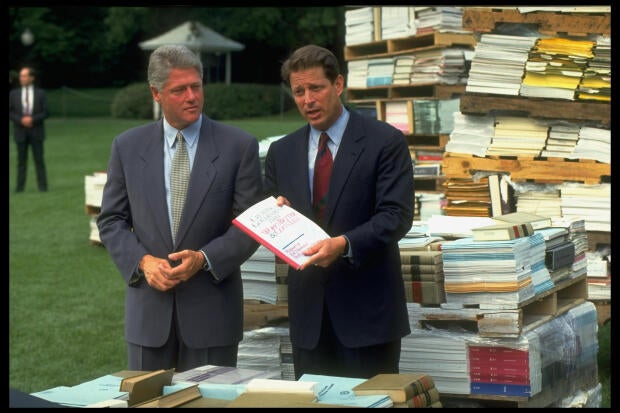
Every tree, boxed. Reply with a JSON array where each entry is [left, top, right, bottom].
[[9, 6, 345, 88]]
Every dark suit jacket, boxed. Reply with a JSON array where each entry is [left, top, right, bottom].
[[263, 109, 414, 350], [9, 86, 48, 142], [97, 116, 263, 348]]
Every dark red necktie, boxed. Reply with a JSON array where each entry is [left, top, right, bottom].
[[313, 132, 333, 222]]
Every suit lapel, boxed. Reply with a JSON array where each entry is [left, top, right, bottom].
[[324, 113, 366, 224], [141, 123, 173, 247], [174, 119, 218, 246]]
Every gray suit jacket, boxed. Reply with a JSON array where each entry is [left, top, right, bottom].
[[264, 109, 414, 350], [97, 116, 262, 348]]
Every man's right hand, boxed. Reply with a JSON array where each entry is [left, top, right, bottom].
[[140, 254, 183, 291]]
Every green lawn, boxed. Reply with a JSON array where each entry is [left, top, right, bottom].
[[9, 114, 611, 408]]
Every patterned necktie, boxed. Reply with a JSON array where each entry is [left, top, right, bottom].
[[170, 131, 190, 242], [313, 132, 333, 222]]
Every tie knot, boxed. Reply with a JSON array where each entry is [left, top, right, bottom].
[[176, 131, 185, 143], [319, 132, 329, 149]]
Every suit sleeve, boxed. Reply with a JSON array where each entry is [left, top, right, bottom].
[[201, 135, 263, 280]]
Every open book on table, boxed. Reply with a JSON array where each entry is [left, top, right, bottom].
[[232, 196, 330, 270]]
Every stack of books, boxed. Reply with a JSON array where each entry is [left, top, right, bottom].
[[442, 177, 493, 218], [380, 6, 416, 40], [366, 57, 394, 86], [445, 112, 494, 157], [441, 236, 536, 306], [466, 33, 538, 96], [576, 35, 611, 102], [487, 115, 549, 157], [400, 323, 474, 395], [551, 216, 589, 280], [540, 122, 580, 158], [534, 227, 573, 283], [520, 37, 595, 101], [352, 373, 442, 407], [569, 126, 610, 164], [241, 245, 277, 304], [400, 249, 445, 305], [344, 6, 376, 45], [410, 48, 471, 86], [560, 182, 610, 232]]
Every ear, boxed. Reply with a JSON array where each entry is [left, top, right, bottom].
[[150, 85, 161, 103], [334, 74, 345, 97]]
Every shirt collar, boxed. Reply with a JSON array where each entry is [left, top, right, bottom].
[[310, 105, 349, 146], [163, 114, 202, 149]]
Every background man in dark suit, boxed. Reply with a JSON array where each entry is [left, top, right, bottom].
[[264, 45, 415, 379], [9, 66, 49, 192], [97, 45, 263, 372]]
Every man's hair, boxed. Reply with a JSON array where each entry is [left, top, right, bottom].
[[280, 44, 340, 86], [148, 45, 203, 91], [21, 66, 35, 78]]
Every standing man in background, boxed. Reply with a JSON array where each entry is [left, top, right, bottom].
[[97, 45, 263, 372], [263, 44, 414, 379], [9, 66, 49, 193]]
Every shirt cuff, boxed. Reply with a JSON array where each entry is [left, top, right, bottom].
[[200, 250, 220, 281], [342, 235, 352, 258]]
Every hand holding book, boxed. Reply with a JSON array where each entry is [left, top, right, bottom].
[[232, 196, 330, 270]]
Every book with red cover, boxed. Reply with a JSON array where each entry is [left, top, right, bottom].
[[232, 196, 329, 270]]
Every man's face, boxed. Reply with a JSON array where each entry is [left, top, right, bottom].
[[289, 66, 344, 131], [19, 69, 33, 87], [151, 68, 204, 130]]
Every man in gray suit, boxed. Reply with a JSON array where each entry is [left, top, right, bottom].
[[9, 66, 48, 192], [97, 45, 263, 372]]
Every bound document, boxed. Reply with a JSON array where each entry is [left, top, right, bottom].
[[232, 196, 330, 270], [471, 221, 534, 242], [352, 373, 435, 403]]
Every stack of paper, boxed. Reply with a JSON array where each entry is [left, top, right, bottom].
[[241, 245, 277, 304], [238, 327, 290, 378], [514, 185, 562, 218], [345, 7, 375, 45], [400, 323, 476, 394], [569, 126, 610, 164], [520, 37, 595, 100], [347, 59, 370, 88], [487, 116, 549, 157], [445, 112, 494, 157], [381, 6, 416, 40], [541, 122, 580, 158], [414, 6, 467, 34], [576, 35, 611, 102], [409, 47, 471, 86], [560, 182, 610, 232], [466, 34, 538, 96], [440, 236, 536, 306]]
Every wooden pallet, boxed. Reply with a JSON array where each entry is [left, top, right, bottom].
[[459, 94, 611, 127], [413, 275, 588, 338], [347, 84, 465, 102], [345, 31, 477, 60], [462, 7, 610, 36], [442, 152, 610, 184]]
